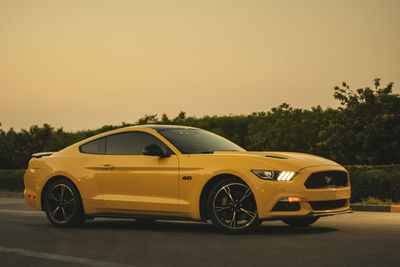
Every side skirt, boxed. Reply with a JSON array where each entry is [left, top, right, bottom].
[[86, 213, 201, 222]]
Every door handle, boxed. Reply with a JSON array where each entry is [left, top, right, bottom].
[[98, 164, 115, 170]]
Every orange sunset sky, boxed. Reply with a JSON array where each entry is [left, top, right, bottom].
[[1, 0, 399, 131]]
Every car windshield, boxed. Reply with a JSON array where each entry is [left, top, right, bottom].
[[158, 128, 246, 154]]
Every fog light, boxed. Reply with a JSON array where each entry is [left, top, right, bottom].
[[288, 197, 301, 203], [280, 197, 301, 203]]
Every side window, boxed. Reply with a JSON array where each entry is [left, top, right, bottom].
[[80, 138, 106, 154], [106, 132, 170, 155]]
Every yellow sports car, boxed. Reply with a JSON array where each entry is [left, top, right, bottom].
[[24, 125, 351, 233]]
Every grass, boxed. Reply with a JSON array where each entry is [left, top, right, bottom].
[[360, 196, 399, 206]]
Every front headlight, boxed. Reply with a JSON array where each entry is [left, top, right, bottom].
[[251, 170, 296, 181]]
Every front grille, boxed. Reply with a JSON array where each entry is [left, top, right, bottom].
[[305, 171, 348, 189], [309, 199, 348, 211]]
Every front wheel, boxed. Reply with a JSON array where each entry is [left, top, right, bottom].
[[44, 178, 85, 227], [282, 217, 319, 227], [207, 178, 261, 234]]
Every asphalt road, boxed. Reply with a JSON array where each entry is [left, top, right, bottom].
[[0, 198, 399, 267]]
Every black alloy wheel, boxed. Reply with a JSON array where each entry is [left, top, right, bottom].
[[208, 178, 261, 234], [281, 216, 319, 227], [45, 178, 85, 227]]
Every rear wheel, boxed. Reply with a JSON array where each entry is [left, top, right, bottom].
[[282, 217, 319, 227], [207, 178, 261, 234], [44, 179, 85, 227]]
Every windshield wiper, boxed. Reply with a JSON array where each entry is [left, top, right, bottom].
[[196, 151, 215, 154]]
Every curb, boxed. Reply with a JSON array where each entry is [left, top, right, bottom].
[[0, 192, 24, 198], [351, 204, 400, 213]]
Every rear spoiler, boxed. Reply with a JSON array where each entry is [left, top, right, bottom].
[[32, 152, 56, 158]]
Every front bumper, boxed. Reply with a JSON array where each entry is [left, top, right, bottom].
[[251, 165, 351, 219], [263, 209, 353, 221]]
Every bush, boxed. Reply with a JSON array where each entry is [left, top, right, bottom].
[[0, 169, 25, 192], [348, 165, 400, 202]]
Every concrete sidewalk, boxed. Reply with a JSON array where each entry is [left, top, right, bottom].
[[350, 204, 400, 212]]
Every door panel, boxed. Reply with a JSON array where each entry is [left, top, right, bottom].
[[95, 155, 179, 214]]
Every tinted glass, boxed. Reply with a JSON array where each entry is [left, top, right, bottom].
[[106, 132, 169, 155], [158, 128, 245, 154], [80, 138, 106, 154]]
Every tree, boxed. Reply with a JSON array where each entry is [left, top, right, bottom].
[[1, 78, 399, 169], [328, 78, 400, 164]]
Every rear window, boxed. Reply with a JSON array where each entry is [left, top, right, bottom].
[[106, 132, 168, 155], [79, 138, 106, 154]]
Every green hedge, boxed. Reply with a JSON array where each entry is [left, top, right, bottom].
[[0, 169, 25, 192], [1, 166, 399, 203], [347, 165, 400, 202]]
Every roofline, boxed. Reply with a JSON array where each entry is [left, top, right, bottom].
[[126, 124, 200, 131]]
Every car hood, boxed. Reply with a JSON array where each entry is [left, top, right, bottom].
[[213, 151, 341, 171]]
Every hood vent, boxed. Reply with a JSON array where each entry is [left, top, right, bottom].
[[265, 155, 287, 159]]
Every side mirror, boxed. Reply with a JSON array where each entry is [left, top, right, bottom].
[[143, 144, 170, 158]]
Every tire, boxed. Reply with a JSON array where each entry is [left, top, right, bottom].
[[281, 216, 319, 227], [44, 178, 85, 227], [207, 177, 261, 234]]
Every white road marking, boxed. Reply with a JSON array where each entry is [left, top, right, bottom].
[[0, 209, 43, 215], [0, 245, 133, 267]]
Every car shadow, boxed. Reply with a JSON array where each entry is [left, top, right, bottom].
[[79, 219, 338, 235], [83, 219, 219, 233], [256, 224, 338, 235]]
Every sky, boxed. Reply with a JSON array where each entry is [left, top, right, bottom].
[[1, 0, 399, 131]]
